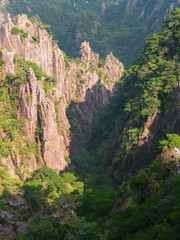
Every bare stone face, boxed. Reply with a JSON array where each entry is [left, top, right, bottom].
[[0, 14, 124, 177]]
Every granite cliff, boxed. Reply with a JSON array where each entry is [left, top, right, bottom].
[[0, 14, 124, 177], [0, 8, 180, 240]]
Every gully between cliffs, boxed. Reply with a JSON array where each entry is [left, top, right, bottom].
[[0, 14, 124, 177]]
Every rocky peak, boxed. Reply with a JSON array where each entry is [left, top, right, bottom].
[[79, 41, 99, 64], [16, 14, 29, 28], [102, 52, 124, 92], [0, 14, 124, 177]]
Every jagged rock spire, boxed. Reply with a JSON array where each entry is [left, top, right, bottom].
[[79, 41, 99, 63]]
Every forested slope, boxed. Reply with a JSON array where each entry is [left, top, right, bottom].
[[74, 8, 180, 239], [6, 0, 180, 67], [83, 8, 180, 181], [0, 5, 180, 240]]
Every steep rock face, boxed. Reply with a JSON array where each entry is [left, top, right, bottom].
[[0, 209, 26, 240], [122, 87, 180, 176], [0, 192, 29, 240], [1, 48, 14, 74], [65, 42, 124, 159], [1, 14, 65, 84], [103, 52, 124, 92], [121, 113, 160, 174], [18, 69, 67, 173], [79, 41, 99, 64], [0, 0, 8, 25], [0, 14, 124, 175]]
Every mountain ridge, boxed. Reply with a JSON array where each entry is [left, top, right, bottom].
[[0, 13, 123, 177], [4, 0, 180, 67], [0, 6, 180, 240]]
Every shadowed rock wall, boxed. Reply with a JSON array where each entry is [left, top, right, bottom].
[[0, 14, 124, 176]]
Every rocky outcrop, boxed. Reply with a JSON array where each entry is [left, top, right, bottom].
[[102, 52, 124, 93], [1, 14, 65, 84], [121, 113, 159, 173], [0, 192, 31, 239], [65, 44, 123, 159], [79, 41, 99, 65], [0, 0, 8, 25], [1, 48, 14, 74], [18, 69, 67, 173], [0, 208, 27, 240], [0, 14, 124, 176]]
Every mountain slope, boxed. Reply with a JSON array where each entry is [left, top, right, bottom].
[[77, 8, 180, 181], [0, 8, 180, 240], [4, 0, 180, 67], [0, 13, 123, 177], [75, 8, 180, 239]]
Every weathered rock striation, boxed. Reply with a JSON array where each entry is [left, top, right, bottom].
[[0, 14, 124, 176], [1, 14, 65, 83], [17, 69, 67, 172]]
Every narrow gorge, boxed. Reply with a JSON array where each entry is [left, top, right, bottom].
[[0, 14, 124, 177], [0, 6, 180, 240]]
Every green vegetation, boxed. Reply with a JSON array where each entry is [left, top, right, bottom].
[[62, 50, 72, 69], [11, 26, 28, 41], [14, 56, 44, 80], [160, 134, 180, 150], [23, 167, 84, 210], [20, 31, 28, 41], [32, 35, 39, 43], [98, 58, 106, 67], [64, 155, 71, 164], [0, 48, 4, 71], [83, 8, 180, 183], [0, 70, 24, 159], [1, 7, 180, 240], [97, 159, 180, 240], [11, 56, 44, 86], [67, 9, 180, 238], [29, 17, 51, 29], [0, 167, 92, 240], [74, 57, 82, 65], [42, 76, 57, 97], [11, 26, 22, 34], [73, 156, 180, 239], [7, 0, 180, 67], [0, 53, 55, 175], [0, 167, 22, 197]]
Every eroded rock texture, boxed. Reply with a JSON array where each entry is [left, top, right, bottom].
[[1, 14, 65, 83], [0, 14, 124, 175]]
